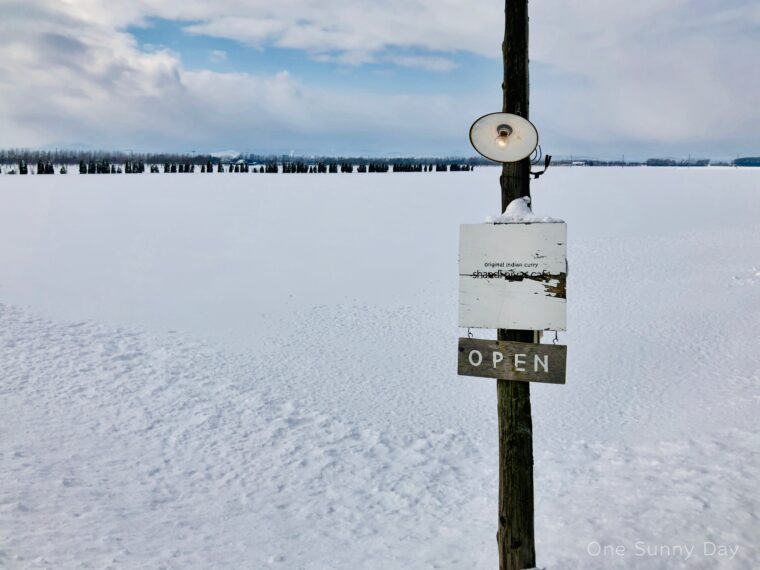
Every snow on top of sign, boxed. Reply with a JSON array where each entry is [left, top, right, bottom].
[[485, 196, 564, 224]]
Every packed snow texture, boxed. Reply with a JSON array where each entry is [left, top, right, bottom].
[[485, 195, 563, 223], [0, 167, 759, 569]]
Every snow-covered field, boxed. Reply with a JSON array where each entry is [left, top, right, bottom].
[[0, 167, 758, 569]]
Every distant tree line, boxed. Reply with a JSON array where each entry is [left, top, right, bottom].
[[0, 159, 477, 175], [0, 149, 486, 175], [0, 149, 207, 166], [2, 149, 758, 172], [552, 157, 759, 167], [645, 158, 711, 167], [0, 148, 489, 167]]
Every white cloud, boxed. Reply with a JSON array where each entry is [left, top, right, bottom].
[[180, 1, 496, 57], [389, 55, 457, 72], [0, 1, 470, 153], [529, 0, 760, 154], [0, 0, 758, 156], [209, 49, 228, 63]]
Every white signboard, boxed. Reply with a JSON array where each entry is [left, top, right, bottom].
[[459, 223, 567, 330]]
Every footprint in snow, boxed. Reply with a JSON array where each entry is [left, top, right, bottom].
[[731, 267, 760, 286]]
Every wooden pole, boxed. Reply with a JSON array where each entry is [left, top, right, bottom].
[[496, 1, 536, 569]]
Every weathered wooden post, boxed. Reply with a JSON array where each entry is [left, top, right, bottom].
[[497, 1, 536, 569], [496, 0, 536, 570]]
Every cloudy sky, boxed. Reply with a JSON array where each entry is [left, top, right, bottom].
[[0, 0, 758, 158]]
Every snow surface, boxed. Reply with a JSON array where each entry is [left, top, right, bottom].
[[485, 195, 563, 223], [1, 167, 759, 569]]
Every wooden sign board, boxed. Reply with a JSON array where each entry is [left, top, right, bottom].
[[458, 338, 566, 384], [459, 223, 566, 330]]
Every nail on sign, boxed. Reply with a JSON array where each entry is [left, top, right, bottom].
[[458, 337, 566, 384]]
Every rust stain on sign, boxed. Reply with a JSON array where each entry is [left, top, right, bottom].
[[543, 272, 566, 299]]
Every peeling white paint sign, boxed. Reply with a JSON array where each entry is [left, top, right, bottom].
[[459, 223, 567, 330]]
